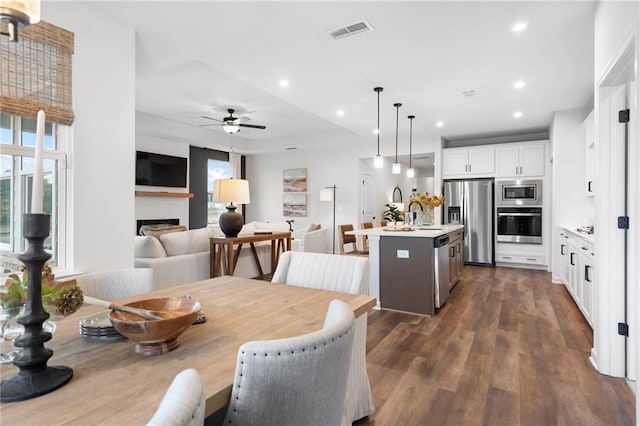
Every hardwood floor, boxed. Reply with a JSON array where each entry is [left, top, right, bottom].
[[357, 265, 636, 425]]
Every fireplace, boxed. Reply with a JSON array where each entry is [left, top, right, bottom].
[[136, 219, 179, 235]]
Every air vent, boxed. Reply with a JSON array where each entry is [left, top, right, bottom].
[[329, 20, 374, 40], [462, 89, 478, 97], [285, 147, 297, 150]]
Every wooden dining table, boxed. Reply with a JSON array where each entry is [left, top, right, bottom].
[[0, 276, 376, 425]]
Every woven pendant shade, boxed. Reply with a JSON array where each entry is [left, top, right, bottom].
[[0, 21, 75, 125]]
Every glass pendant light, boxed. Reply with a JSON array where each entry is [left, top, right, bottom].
[[406, 115, 415, 178], [392, 103, 402, 174], [373, 87, 384, 168]]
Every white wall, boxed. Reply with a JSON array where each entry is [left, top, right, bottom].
[[246, 143, 368, 253], [550, 108, 594, 280], [44, 3, 136, 272], [594, 2, 638, 81]]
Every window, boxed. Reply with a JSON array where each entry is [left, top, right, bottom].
[[0, 113, 67, 274], [207, 159, 230, 224]]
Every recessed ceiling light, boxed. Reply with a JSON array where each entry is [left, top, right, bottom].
[[279, 79, 290, 88], [512, 22, 528, 32], [514, 80, 526, 89], [513, 111, 523, 118], [336, 110, 345, 117], [435, 121, 444, 128], [373, 128, 380, 134]]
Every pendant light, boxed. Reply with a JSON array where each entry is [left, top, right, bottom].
[[392, 103, 402, 174], [0, 0, 40, 42], [373, 87, 384, 168], [406, 115, 415, 178]]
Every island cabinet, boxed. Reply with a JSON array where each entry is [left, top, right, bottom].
[[442, 146, 495, 178], [448, 229, 464, 287], [494, 141, 545, 178]]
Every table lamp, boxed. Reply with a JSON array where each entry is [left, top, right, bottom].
[[214, 178, 250, 238]]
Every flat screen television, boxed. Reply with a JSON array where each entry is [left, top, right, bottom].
[[136, 151, 188, 188]]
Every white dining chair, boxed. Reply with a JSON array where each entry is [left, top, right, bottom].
[[75, 268, 154, 301], [271, 251, 375, 424], [147, 368, 205, 426], [223, 299, 354, 426]]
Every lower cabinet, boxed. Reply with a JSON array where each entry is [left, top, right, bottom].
[[448, 230, 464, 288], [557, 228, 593, 327]]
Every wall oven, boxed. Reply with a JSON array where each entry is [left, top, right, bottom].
[[497, 179, 542, 206], [496, 207, 542, 244]]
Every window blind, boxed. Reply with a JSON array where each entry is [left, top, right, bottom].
[[0, 21, 74, 125]]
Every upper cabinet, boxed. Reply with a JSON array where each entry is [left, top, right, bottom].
[[584, 110, 595, 196], [495, 141, 545, 178], [442, 146, 495, 178]]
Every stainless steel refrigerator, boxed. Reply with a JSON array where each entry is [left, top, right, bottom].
[[444, 179, 494, 265]]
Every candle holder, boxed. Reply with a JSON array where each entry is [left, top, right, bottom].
[[0, 214, 73, 403]]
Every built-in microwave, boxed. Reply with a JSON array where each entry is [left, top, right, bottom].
[[497, 179, 542, 206]]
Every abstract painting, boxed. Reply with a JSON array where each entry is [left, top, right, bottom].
[[283, 193, 308, 217], [283, 168, 307, 192]]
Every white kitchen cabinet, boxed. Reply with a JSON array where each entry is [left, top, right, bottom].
[[442, 146, 495, 178], [495, 141, 545, 178], [558, 227, 594, 327], [584, 110, 595, 196]]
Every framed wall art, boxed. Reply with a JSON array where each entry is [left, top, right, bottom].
[[283, 192, 308, 217], [283, 168, 307, 192]]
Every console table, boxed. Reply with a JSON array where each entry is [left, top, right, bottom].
[[210, 232, 292, 278]]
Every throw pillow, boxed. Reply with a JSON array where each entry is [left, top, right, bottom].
[[307, 223, 321, 232], [134, 236, 167, 258], [140, 224, 187, 238], [160, 228, 210, 256]]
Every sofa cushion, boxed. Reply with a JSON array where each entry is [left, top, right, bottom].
[[160, 228, 210, 256], [140, 224, 187, 238], [134, 236, 167, 258], [307, 223, 321, 232], [238, 222, 256, 236]]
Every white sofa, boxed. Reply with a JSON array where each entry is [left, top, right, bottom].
[[134, 222, 325, 289]]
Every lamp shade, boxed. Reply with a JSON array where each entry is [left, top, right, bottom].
[[0, 0, 40, 25], [213, 179, 250, 205], [320, 188, 334, 202]]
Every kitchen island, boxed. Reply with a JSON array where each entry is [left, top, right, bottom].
[[347, 224, 464, 315]]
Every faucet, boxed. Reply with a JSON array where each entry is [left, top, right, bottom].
[[408, 201, 423, 224]]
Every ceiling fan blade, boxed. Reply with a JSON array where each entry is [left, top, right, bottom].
[[200, 115, 223, 123], [238, 123, 266, 130], [199, 123, 223, 127]]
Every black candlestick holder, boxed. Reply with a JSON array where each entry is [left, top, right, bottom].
[[0, 214, 73, 403]]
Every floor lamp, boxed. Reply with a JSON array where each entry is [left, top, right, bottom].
[[320, 185, 337, 254]]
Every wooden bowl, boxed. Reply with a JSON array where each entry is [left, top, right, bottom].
[[109, 297, 201, 356]]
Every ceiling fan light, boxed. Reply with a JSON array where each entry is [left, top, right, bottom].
[[406, 167, 415, 178], [222, 122, 240, 134], [392, 162, 401, 174], [374, 155, 384, 169]]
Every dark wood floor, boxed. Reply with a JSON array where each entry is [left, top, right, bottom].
[[357, 265, 636, 425]]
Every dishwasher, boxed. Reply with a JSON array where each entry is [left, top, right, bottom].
[[434, 235, 451, 308]]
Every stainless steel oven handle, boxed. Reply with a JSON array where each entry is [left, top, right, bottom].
[[497, 212, 542, 217]]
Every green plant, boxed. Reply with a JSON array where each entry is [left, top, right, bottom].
[[383, 203, 403, 222]]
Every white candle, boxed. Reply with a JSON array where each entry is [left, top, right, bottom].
[[31, 109, 45, 214]]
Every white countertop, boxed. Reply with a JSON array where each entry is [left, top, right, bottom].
[[562, 227, 595, 245], [347, 224, 464, 238]]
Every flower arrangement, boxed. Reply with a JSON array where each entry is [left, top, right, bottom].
[[1, 264, 84, 318], [409, 192, 445, 208], [285, 219, 294, 231]]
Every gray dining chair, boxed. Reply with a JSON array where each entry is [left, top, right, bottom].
[[75, 268, 154, 301], [223, 299, 355, 426], [147, 368, 205, 426], [271, 251, 374, 424]]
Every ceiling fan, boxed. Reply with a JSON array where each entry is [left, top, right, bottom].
[[200, 109, 267, 134]]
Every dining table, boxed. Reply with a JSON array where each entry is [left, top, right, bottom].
[[0, 275, 376, 425]]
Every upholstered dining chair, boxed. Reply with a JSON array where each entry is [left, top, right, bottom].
[[223, 299, 355, 426], [75, 268, 154, 301], [271, 251, 375, 424], [338, 224, 368, 256], [147, 368, 205, 426]]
